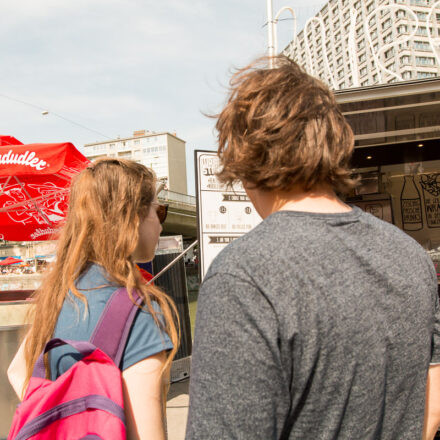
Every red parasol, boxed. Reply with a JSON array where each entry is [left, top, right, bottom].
[[0, 139, 90, 241], [0, 135, 23, 146], [0, 256, 23, 265]]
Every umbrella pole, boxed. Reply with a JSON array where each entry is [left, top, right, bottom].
[[13, 176, 53, 226]]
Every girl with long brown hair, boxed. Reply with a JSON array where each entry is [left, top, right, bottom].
[[8, 158, 179, 440]]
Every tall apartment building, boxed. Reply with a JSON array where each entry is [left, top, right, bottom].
[[284, 0, 440, 90], [83, 130, 187, 194]]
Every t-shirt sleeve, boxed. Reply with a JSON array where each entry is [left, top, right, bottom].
[[186, 272, 288, 440], [120, 301, 173, 370], [431, 292, 440, 364]]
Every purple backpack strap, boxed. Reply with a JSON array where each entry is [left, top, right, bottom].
[[33, 339, 97, 378], [90, 287, 143, 367]]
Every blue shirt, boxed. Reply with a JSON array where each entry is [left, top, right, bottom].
[[50, 263, 173, 380]]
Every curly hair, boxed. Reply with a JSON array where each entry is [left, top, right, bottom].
[[215, 55, 357, 194]]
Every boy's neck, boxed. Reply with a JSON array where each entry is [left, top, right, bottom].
[[245, 185, 352, 220]]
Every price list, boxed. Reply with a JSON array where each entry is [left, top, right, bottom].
[[195, 151, 262, 280]]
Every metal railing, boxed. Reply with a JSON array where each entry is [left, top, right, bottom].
[[158, 190, 196, 206]]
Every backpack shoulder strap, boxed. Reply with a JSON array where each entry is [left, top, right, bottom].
[[90, 287, 143, 367]]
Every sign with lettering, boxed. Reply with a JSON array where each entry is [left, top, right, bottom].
[[195, 150, 262, 280]]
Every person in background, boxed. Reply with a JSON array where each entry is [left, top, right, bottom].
[[186, 56, 440, 440], [8, 158, 179, 440]]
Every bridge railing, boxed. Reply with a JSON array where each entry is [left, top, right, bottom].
[[158, 190, 196, 207]]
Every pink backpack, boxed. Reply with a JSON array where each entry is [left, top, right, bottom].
[[8, 287, 141, 440]]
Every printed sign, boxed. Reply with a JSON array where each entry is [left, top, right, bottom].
[[420, 173, 440, 229], [351, 198, 393, 224], [195, 151, 262, 280]]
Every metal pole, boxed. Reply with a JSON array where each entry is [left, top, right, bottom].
[[147, 240, 198, 285], [267, 0, 275, 68]]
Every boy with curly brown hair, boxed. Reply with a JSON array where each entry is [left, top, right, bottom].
[[186, 56, 440, 440]]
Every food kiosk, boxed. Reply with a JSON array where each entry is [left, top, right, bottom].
[[336, 77, 440, 281]]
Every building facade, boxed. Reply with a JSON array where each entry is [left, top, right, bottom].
[[83, 130, 187, 194], [284, 0, 440, 90]]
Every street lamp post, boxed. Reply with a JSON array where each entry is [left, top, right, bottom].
[[267, 0, 275, 67], [266, 1, 297, 68]]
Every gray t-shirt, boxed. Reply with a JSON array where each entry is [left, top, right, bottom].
[[186, 207, 440, 440]]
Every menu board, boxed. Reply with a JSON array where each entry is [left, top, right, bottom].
[[195, 150, 262, 280]]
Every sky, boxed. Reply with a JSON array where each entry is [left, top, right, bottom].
[[0, 0, 325, 194]]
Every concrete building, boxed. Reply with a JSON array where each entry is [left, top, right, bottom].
[[284, 0, 440, 90], [83, 130, 187, 194]]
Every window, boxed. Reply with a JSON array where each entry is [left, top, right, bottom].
[[361, 79, 369, 86], [402, 71, 412, 79], [400, 55, 411, 65], [358, 39, 365, 50], [338, 69, 344, 79], [399, 41, 410, 49], [360, 66, 367, 76], [134, 139, 140, 145], [417, 71, 437, 78], [416, 12, 427, 21], [386, 62, 396, 72], [383, 33, 392, 44], [339, 81, 346, 89], [396, 10, 406, 19], [382, 18, 392, 30], [384, 48, 394, 59], [416, 56, 435, 65], [415, 26, 428, 36], [366, 2, 374, 13], [337, 56, 343, 66], [373, 73, 378, 82], [369, 16, 376, 26], [359, 53, 366, 63], [397, 25, 408, 34], [414, 40, 430, 50]]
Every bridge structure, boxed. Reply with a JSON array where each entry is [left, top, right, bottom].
[[157, 190, 197, 240]]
